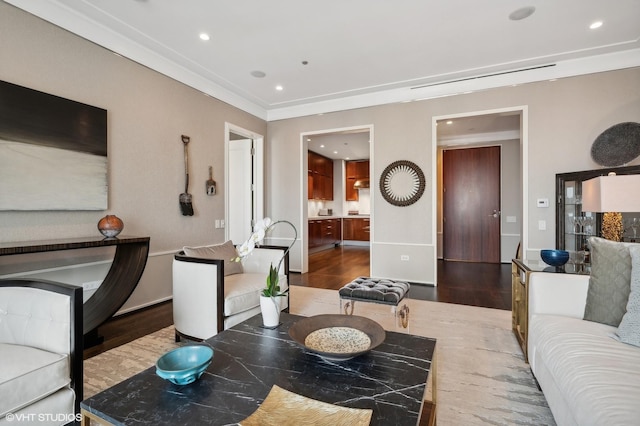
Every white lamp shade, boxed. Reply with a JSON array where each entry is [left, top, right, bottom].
[[582, 175, 640, 212]]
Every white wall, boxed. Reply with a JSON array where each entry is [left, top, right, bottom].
[[0, 3, 267, 313], [267, 67, 640, 284]]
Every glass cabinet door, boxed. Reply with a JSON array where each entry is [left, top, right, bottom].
[[556, 165, 640, 252]]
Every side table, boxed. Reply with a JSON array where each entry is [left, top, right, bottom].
[[511, 258, 589, 362]]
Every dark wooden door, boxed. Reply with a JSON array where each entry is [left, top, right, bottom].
[[443, 146, 501, 263]]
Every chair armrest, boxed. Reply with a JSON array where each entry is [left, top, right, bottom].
[[528, 272, 589, 322], [172, 253, 224, 339], [0, 278, 83, 414]]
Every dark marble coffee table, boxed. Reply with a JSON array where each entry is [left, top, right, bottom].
[[81, 313, 436, 425]]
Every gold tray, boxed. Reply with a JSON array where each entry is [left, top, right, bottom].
[[240, 385, 372, 426]]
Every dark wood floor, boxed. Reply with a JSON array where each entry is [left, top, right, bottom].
[[84, 245, 511, 359]]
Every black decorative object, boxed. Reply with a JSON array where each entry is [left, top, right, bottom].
[[379, 160, 426, 206], [591, 122, 640, 167]]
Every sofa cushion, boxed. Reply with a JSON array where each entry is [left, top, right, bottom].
[[0, 343, 70, 417], [583, 237, 634, 326], [616, 245, 640, 347], [183, 240, 243, 276], [529, 314, 640, 426], [223, 273, 267, 316]]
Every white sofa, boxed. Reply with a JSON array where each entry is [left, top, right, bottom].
[[0, 279, 83, 426], [172, 246, 289, 341], [528, 272, 640, 426]]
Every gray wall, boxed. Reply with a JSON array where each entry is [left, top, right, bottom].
[[0, 3, 266, 312], [267, 68, 640, 284]]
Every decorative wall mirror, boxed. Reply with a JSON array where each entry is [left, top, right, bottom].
[[379, 160, 426, 206]]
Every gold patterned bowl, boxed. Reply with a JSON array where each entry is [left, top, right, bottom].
[[289, 314, 386, 361]]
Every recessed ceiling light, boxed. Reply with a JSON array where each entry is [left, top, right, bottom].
[[346, 157, 350, 160], [250, 70, 266, 78], [333, 151, 338, 154], [199, 33, 210, 41], [275, 85, 284, 91], [320, 144, 325, 148], [446, 120, 453, 125], [509, 6, 535, 21], [590, 21, 603, 29]]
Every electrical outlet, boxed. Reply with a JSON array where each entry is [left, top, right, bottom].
[[401, 255, 410, 261], [538, 220, 547, 230], [220, 220, 225, 228], [215, 220, 220, 228]]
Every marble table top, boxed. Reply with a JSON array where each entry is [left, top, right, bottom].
[[81, 313, 436, 425]]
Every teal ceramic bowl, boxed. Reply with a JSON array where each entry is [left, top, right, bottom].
[[540, 249, 570, 267], [156, 345, 213, 385]]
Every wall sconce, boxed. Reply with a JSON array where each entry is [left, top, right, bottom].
[[582, 173, 640, 241]]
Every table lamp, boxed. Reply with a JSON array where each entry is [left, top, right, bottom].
[[581, 173, 640, 241]]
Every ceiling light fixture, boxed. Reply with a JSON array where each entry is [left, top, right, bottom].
[[250, 70, 266, 78], [275, 85, 284, 91], [509, 6, 536, 21], [199, 33, 210, 41], [590, 21, 603, 29], [446, 121, 453, 125]]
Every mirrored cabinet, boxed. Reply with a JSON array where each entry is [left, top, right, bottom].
[[556, 165, 640, 253]]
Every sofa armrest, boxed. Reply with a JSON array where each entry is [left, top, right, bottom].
[[528, 272, 589, 321]]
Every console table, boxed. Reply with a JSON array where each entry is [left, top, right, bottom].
[[0, 236, 150, 345]]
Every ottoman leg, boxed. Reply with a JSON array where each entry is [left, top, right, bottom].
[[341, 300, 355, 315], [398, 304, 410, 329]]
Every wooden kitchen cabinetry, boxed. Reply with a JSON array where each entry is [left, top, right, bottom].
[[345, 160, 369, 201], [308, 151, 334, 200], [343, 217, 370, 241], [308, 218, 342, 248]]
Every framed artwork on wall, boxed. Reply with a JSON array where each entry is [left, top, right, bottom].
[[0, 80, 108, 211]]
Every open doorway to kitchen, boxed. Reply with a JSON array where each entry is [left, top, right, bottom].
[[299, 125, 373, 278], [434, 107, 526, 276]]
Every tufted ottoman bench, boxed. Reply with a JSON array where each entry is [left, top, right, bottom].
[[339, 277, 410, 329]]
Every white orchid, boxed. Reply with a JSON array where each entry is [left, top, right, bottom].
[[233, 217, 297, 298]]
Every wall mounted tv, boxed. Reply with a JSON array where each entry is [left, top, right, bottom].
[[0, 80, 107, 211]]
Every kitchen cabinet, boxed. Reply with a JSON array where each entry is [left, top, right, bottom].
[[343, 217, 370, 241], [308, 218, 341, 248], [308, 151, 334, 200], [556, 165, 640, 252], [345, 160, 369, 201]]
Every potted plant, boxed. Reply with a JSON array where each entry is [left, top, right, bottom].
[[235, 218, 297, 327]]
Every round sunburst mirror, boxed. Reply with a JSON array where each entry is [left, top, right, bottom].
[[379, 160, 426, 207]]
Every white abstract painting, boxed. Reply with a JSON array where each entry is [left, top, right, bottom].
[[0, 80, 107, 211]]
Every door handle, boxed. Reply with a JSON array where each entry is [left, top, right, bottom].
[[489, 210, 501, 218]]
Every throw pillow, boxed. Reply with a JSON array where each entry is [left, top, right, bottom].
[[616, 246, 640, 347], [583, 237, 634, 326], [183, 240, 243, 276]]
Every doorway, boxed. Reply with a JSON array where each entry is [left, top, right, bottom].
[[435, 108, 525, 271], [225, 123, 264, 244], [300, 125, 373, 274]]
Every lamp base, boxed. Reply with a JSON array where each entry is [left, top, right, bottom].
[[602, 212, 623, 242]]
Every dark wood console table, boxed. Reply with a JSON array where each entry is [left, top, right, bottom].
[[0, 236, 150, 346]]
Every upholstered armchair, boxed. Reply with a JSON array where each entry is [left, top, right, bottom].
[[0, 278, 83, 425], [172, 243, 289, 341]]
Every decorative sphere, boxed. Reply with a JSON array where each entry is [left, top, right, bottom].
[[540, 249, 570, 267], [97, 215, 124, 238]]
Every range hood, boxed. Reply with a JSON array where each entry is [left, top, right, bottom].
[[353, 179, 370, 189]]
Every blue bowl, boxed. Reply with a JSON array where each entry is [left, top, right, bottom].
[[156, 345, 213, 385], [540, 249, 570, 267]]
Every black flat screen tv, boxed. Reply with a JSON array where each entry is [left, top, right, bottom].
[[0, 80, 108, 211]]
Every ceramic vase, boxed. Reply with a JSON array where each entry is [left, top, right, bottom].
[[260, 295, 282, 327], [98, 215, 124, 238]]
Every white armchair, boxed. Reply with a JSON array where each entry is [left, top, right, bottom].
[[0, 278, 83, 426], [172, 245, 289, 341]]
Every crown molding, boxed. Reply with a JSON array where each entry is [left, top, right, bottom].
[[7, 1, 640, 123]]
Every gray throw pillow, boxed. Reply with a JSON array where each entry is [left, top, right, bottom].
[[583, 237, 634, 326], [616, 246, 640, 347], [183, 240, 243, 276]]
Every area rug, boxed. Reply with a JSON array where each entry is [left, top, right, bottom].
[[84, 286, 556, 425]]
